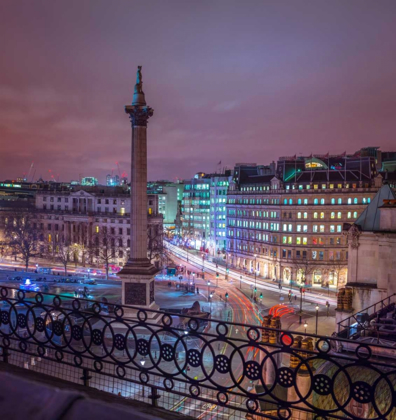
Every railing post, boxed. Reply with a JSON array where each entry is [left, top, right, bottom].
[[149, 387, 160, 407], [81, 368, 91, 387], [2, 346, 9, 364]]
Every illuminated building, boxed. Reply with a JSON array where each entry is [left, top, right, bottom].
[[226, 153, 389, 290], [81, 177, 98, 186], [106, 174, 120, 186]]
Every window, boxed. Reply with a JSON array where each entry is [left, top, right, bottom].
[[303, 212, 308, 219], [353, 211, 358, 218], [289, 199, 293, 205], [303, 237, 307, 245], [347, 212, 352, 219], [302, 225, 308, 232], [337, 212, 342, 219], [354, 198, 358, 204], [282, 236, 287, 244], [314, 198, 318, 205], [313, 225, 318, 232], [296, 237, 301, 245], [329, 251, 334, 260], [331, 212, 335, 219], [296, 225, 301, 232], [338, 198, 342, 204], [337, 225, 342, 232], [297, 199, 302, 205], [312, 251, 317, 259], [119, 228, 123, 235], [319, 251, 324, 260], [288, 224, 292, 232], [297, 212, 302, 219], [330, 225, 335, 233], [319, 225, 325, 232], [313, 212, 318, 219], [348, 198, 352, 204], [331, 198, 335, 205], [296, 251, 301, 259], [320, 198, 325, 205], [320, 212, 325, 219]]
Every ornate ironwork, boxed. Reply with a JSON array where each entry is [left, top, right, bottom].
[[0, 286, 395, 419]]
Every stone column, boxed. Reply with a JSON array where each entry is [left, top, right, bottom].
[[118, 66, 159, 319]]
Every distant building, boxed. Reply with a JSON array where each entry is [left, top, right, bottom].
[[81, 177, 98, 186], [106, 174, 120, 187], [147, 181, 184, 227]]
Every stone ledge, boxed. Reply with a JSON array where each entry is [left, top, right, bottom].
[[0, 362, 193, 420]]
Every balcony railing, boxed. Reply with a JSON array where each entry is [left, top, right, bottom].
[[1, 286, 395, 419]]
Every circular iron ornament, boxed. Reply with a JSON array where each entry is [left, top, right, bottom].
[[37, 345, 45, 357], [2, 337, 10, 348], [216, 323, 228, 337], [217, 392, 228, 405], [164, 378, 174, 391], [53, 296, 61, 307], [35, 293, 44, 304], [1, 311, 9, 324], [188, 318, 199, 332], [35, 317, 45, 332], [187, 349, 201, 367], [316, 339, 331, 354], [137, 339, 149, 356], [246, 398, 259, 412], [355, 344, 372, 360], [92, 303, 101, 314], [72, 325, 83, 341], [17, 314, 27, 329], [74, 355, 83, 367], [161, 314, 172, 327], [55, 350, 63, 361], [313, 374, 332, 396], [245, 360, 261, 381], [280, 332, 293, 347], [72, 299, 81, 311], [19, 341, 27, 352], [189, 384, 200, 397], [94, 360, 103, 372], [52, 321, 63, 336], [161, 344, 174, 362], [0, 287, 8, 298], [247, 327, 260, 342], [17, 290, 26, 301], [139, 372, 149, 384], [137, 310, 147, 323], [114, 334, 126, 351], [215, 355, 230, 374], [277, 367, 295, 388], [114, 305, 124, 319], [116, 366, 126, 378], [278, 407, 292, 420], [352, 381, 372, 404], [92, 329, 103, 346]]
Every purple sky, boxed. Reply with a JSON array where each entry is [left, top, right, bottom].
[[1, 0, 396, 184]]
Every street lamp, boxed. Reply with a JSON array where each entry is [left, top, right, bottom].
[[315, 304, 319, 335], [209, 292, 213, 313], [225, 253, 228, 280], [207, 281, 210, 301], [304, 322, 308, 334], [254, 254, 257, 294]]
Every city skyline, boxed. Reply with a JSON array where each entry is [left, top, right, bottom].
[[1, 1, 396, 182]]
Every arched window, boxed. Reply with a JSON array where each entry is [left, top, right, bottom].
[[320, 198, 325, 205], [314, 198, 318, 205], [354, 198, 358, 204]]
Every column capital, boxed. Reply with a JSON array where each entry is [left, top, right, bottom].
[[125, 105, 154, 127]]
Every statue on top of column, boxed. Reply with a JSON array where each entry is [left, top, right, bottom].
[[132, 65, 146, 106]]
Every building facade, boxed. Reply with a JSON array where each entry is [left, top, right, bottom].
[[147, 181, 184, 227], [226, 154, 384, 290], [0, 188, 163, 268]]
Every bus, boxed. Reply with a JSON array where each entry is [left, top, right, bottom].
[[37, 267, 53, 275]]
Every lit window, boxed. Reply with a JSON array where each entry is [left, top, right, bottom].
[[331, 198, 335, 204], [338, 198, 342, 204], [330, 225, 335, 233], [320, 198, 325, 205], [313, 225, 318, 232], [303, 212, 308, 219], [288, 236, 292, 244], [320, 212, 325, 219], [337, 212, 342, 219], [303, 237, 307, 245], [313, 212, 318, 219], [297, 212, 302, 219], [331, 212, 335, 219], [348, 198, 352, 204], [95, 226, 99, 233], [319, 225, 325, 232], [314, 198, 318, 205], [353, 211, 358, 218], [296, 237, 301, 244], [354, 198, 358, 204], [337, 225, 342, 232]]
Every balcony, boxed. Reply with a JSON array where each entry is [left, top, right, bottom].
[[0, 286, 394, 419]]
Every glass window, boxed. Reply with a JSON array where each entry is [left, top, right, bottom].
[[297, 225, 301, 232], [303, 225, 308, 232], [319, 225, 325, 232], [282, 236, 287, 244], [289, 199, 293, 205], [348, 198, 352, 204], [297, 212, 302, 219], [347, 212, 352, 218], [331, 198, 335, 204], [303, 237, 308, 245], [303, 212, 308, 219], [320, 198, 325, 205], [337, 225, 342, 232], [313, 225, 318, 232], [320, 212, 325, 219], [331, 212, 335, 219], [314, 198, 318, 205], [296, 237, 301, 244], [354, 198, 358, 204], [313, 212, 318, 219], [353, 211, 358, 218], [330, 225, 335, 232], [338, 198, 342, 204], [297, 199, 302, 205]]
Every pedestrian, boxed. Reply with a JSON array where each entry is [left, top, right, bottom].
[[294, 295, 297, 301]]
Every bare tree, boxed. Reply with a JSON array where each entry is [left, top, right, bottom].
[[292, 253, 320, 287], [92, 228, 120, 280], [327, 257, 347, 288], [4, 212, 39, 271], [44, 239, 73, 275]]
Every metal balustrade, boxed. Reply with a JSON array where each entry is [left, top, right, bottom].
[[1, 286, 395, 419]]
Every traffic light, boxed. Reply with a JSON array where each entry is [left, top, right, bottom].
[[254, 287, 257, 293], [225, 292, 229, 301], [226, 268, 230, 273], [260, 293, 263, 299], [216, 272, 219, 278]]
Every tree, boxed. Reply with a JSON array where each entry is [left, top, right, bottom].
[[4, 212, 39, 271], [327, 257, 347, 288], [92, 228, 120, 280], [44, 239, 73, 275], [292, 253, 320, 286]]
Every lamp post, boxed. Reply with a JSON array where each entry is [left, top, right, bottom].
[[315, 304, 319, 335], [225, 253, 228, 280], [209, 292, 213, 313], [207, 281, 210, 301], [304, 322, 308, 334], [326, 301, 330, 317], [254, 254, 257, 294], [299, 287, 303, 324]]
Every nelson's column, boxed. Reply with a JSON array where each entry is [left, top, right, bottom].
[[119, 66, 160, 317]]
